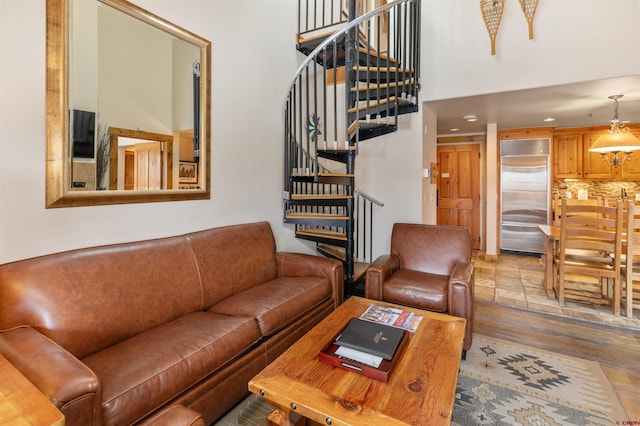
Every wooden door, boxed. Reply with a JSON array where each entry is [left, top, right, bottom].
[[134, 142, 162, 190], [437, 145, 481, 249], [124, 151, 135, 190]]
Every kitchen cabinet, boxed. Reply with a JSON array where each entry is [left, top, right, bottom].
[[553, 133, 582, 178], [553, 125, 640, 180], [582, 133, 615, 179]]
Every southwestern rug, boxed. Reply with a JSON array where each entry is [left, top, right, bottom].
[[213, 334, 628, 426]]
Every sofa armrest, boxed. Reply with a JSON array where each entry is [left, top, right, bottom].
[[365, 254, 401, 300], [276, 252, 344, 308], [0, 326, 101, 426]]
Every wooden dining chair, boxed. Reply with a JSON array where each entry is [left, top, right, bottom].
[[551, 195, 603, 226], [622, 200, 640, 318], [553, 198, 623, 315]]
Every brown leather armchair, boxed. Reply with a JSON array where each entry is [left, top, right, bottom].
[[365, 223, 474, 358]]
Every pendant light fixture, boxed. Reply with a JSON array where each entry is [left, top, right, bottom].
[[588, 94, 640, 167]]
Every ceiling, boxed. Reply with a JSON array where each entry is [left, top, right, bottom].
[[424, 75, 640, 137]]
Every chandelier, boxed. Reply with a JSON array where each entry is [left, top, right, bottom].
[[588, 94, 640, 167]]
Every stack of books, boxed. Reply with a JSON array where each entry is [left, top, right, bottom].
[[318, 304, 421, 381]]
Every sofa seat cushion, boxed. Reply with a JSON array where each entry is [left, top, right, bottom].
[[383, 269, 448, 312], [208, 276, 331, 336], [82, 312, 261, 426]]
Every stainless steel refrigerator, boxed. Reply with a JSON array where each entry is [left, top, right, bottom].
[[500, 139, 550, 254]]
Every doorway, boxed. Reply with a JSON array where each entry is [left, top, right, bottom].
[[436, 144, 481, 249], [109, 127, 174, 191]]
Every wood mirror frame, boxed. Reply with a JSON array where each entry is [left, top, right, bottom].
[[46, 0, 211, 207]]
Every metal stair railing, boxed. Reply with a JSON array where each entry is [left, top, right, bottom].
[[297, 0, 347, 45], [354, 187, 384, 264], [285, 0, 420, 288], [285, 0, 420, 191], [287, 143, 383, 266]]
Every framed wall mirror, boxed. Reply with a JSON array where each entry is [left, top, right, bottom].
[[46, 0, 211, 207]]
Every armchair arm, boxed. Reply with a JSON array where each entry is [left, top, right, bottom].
[[447, 262, 475, 349], [276, 252, 344, 308], [0, 326, 101, 426], [365, 254, 401, 300]]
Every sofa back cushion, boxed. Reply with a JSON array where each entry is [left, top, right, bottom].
[[0, 236, 203, 359], [185, 222, 278, 308], [391, 223, 471, 276]]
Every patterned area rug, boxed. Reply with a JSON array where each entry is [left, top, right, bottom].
[[214, 334, 628, 426], [453, 335, 627, 425]]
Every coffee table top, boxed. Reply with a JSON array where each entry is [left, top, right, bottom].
[[249, 296, 466, 426]]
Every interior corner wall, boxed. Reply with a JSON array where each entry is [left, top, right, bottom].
[[355, 111, 423, 259], [421, 106, 437, 225], [485, 123, 498, 256]]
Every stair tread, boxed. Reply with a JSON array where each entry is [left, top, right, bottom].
[[348, 96, 397, 113], [296, 228, 347, 240], [296, 23, 347, 45], [353, 65, 413, 74], [319, 172, 354, 177], [291, 194, 352, 200], [351, 78, 415, 92], [290, 171, 354, 177], [317, 244, 369, 282], [355, 46, 399, 63], [286, 212, 349, 220], [317, 144, 356, 151], [347, 118, 396, 135]]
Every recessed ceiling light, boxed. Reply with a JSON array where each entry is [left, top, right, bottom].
[[462, 115, 478, 122], [449, 128, 460, 132], [543, 117, 555, 122]]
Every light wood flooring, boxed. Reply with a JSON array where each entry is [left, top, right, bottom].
[[475, 301, 640, 421]]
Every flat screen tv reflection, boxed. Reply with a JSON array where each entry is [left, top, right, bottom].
[[72, 109, 95, 159]]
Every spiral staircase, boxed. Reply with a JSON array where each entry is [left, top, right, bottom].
[[283, 0, 421, 297]]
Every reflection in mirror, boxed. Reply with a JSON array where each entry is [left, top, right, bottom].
[[108, 127, 175, 191], [46, 0, 211, 207]]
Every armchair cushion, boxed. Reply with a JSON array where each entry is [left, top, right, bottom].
[[382, 269, 448, 312]]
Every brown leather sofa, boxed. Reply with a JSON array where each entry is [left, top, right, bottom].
[[365, 223, 474, 356], [0, 222, 343, 425]]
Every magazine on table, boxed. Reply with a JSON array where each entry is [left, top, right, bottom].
[[359, 304, 422, 332]]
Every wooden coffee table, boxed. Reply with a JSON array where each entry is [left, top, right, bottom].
[[0, 355, 65, 425], [248, 296, 466, 426]]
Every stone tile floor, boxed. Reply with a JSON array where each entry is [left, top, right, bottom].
[[473, 251, 640, 329]]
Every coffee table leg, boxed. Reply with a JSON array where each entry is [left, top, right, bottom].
[[267, 408, 307, 426]]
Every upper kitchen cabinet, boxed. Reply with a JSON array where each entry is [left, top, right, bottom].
[[553, 125, 640, 180], [553, 133, 583, 178], [582, 132, 616, 179], [619, 128, 640, 179]]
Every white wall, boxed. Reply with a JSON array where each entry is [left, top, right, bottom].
[[0, 0, 309, 264], [420, 0, 640, 101], [1, 0, 639, 264]]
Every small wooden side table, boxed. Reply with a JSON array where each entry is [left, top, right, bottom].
[[0, 355, 65, 425]]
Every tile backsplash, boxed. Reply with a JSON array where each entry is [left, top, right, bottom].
[[552, 180, 640, 202]]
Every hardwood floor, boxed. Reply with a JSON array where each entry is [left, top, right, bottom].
[[474, 300, 640, 420]]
